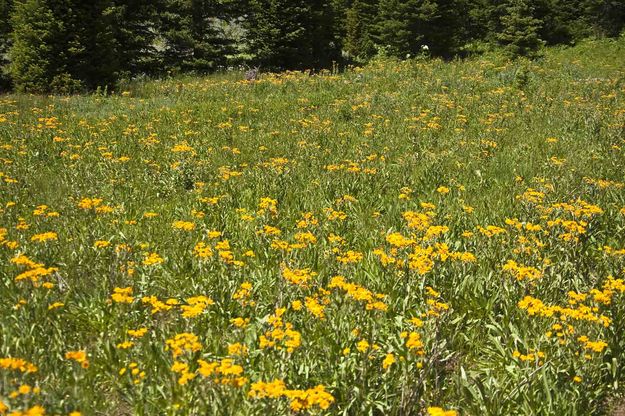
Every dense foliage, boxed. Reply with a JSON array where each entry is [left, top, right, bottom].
[[0, 38, 624, 415], [0, 0, 13, 89], [0, 0, 623, 92]]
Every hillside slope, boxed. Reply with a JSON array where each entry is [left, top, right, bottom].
[[0, 39, 624, 415]]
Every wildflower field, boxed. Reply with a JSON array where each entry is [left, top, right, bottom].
[[1, 39, 625, 415]]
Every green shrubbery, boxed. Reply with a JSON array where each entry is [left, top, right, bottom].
[[1, 0, 623, 93]]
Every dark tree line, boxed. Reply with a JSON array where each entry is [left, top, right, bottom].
[[0, 0, 623, 93]]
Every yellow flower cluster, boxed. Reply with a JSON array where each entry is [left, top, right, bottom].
[[249, 380, 334, 412], [602, 246, 625, 257], [111, 287, 134, 304], [403, 210, 434, 230], [546, 218, 588, 242], [141, 296, 176, 314], [304, 296, 326, 319], [172, 220, 195, 231], [328, 276, 387, 311], [214, 240, 245, 267], [93, 240, 110, 249], [259, 308, 302, 353], [171, 142, 194, 153], [374, 234, 475, 275], [197, 358, 247, 387], [324, 207, 347, 221], [227, 342, 248, 356], [427, 407, 457, 416], [165, 333, 202, 358], [577, 336, 608, 353], [65, 351, 89, 368], [382, 353, 396, 370], [336, 250, 364, 264], [2, 405, 47, 416], [547, 199, 603, 218], [386, 232, 414, 248], [583, 177, 624, 189], [512, 349, 545, 363], [402, 332, 425, 355], [11, 254, 58, 285], [502, 260, 543, 281], [30, 232, 57, 243], [0, 358, 38, 373], [408, 246, 435, 274], [516, 188, 546, 205], [258, 197, 278, 216], [0, 227, 16, 249], [118, 362, 145, 384], [171, 361, 196, 385], [233, 281, 253, 306], [518, 295, 611, 327], [127, 328, 148, 338], [258, 225, 281, 236], [282, 266, 317, 287], [296, 212, 318, 229], [142, 252, 164, 266], [193, 241, 213, 258], [477, 225, 507, 238], [180, 296, 214, 318], [77, 197, 103, 210], [77, 197, 113, 213]]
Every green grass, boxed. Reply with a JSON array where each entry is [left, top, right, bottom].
[[0, 38, 624, 415]]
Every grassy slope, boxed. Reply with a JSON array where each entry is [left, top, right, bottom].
[[0, 38, 624, 415]]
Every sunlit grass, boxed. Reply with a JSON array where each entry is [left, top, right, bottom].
[[0, 38, 624, 415]]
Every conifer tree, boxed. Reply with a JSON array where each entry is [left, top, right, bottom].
[[109, 0, 163, 76], [584, 0, 625, 37], [464, 0, 492, 44], [0, 0, 13, 89], [3, 0, 623, 92], [10, 0, 118, 93], [160, 0, 234, 73], [344, 0, 378, 60], [245, 0, 308, 69], [375, 0, 438, 58], [309, 0, 340, 68], [64, 1, 119, 89], [426, 0, 472, 56], [532, 0, 573, 44], [331, 0, 351, 50], [9, 0, 64, 93], [245, 0, 337, 70], [497, 0, 545, 58]]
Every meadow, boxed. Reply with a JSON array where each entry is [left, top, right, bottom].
[[0, 38, 624, 415]]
